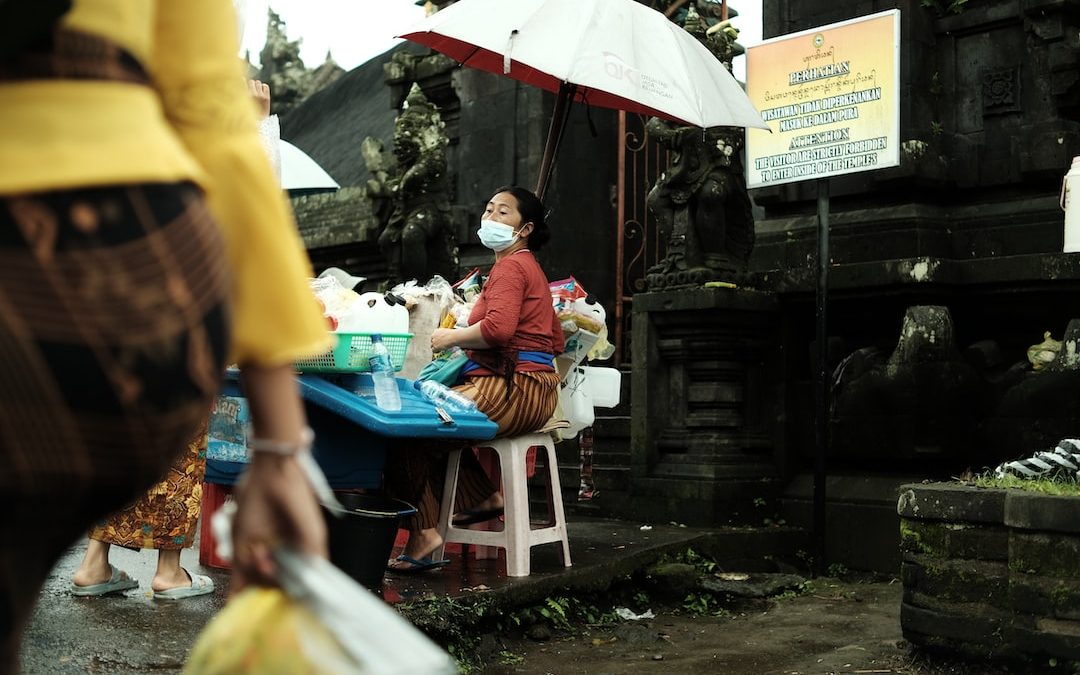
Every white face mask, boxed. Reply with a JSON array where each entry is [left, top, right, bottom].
[[478, 219, 520, 252]]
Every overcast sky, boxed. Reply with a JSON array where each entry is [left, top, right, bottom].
[[239, 0, 763, 81]]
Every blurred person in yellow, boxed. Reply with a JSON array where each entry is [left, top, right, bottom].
[[68, 77, 285, 603], [0, 0, 334, 671]]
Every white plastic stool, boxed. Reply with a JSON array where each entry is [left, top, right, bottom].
[[434, 432, 572, 577]]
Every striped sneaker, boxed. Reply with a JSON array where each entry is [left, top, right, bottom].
[[993, 439, 1080, 479]]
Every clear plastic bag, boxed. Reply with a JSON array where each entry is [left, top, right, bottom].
[[189, 490, 455, 674], [184, 552, 457, 675], [390, 275, 462, 378], [391, 274, 456, 311], [309, 276, 361, 332]]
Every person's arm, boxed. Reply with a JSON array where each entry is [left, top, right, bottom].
[[549, 305, 565, 355], [150, 0, 331, 588], [431, 262, 525, 352], [233, 366, 326, 589], [431, 322, 489, 352], [249, 79, 282, 182], [150, 0, 329, 367]]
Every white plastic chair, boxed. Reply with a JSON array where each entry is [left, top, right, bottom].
[[433, 431, 572, 577]]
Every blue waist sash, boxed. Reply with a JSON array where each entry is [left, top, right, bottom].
[[462, 350, 555, 374]]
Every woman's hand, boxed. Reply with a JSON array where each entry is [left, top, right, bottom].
[[431, 327, 458, 353], [248, 79, 271, 119], [229, 454, 327, 593]]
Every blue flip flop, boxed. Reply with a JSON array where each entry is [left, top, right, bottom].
[[387, 554, 450, 574], [70, 564, 138, 597]]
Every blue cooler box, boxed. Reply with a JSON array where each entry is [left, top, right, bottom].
[[206, 371, 498, 488]]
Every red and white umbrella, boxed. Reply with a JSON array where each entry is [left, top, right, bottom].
[[399, 0, 767, 199]]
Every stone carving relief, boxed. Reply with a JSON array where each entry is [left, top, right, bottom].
[[364, 83, 458, 285], [645, 6, 754, 290]]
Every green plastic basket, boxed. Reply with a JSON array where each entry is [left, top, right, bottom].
[[295, 332, 413, 374]]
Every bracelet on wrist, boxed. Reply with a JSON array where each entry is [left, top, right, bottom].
[[247, 426, 314, 457]]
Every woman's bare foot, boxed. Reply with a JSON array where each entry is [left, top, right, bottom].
[[71, 540, 112, 587], [387, 528, 445, 571], [468, 493, 504, 514], [452, 492, 505, 525], [151, 567, 194, 593], [150, 549, 190, 593]]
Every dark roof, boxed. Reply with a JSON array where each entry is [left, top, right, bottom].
[[281, 41, 428, 189], [292, 187, 378, 250]]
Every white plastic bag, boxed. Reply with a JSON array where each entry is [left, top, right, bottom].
[[185, 552, 456, 675], [391, 274, 456, 311], [195, 460, 455, 675], [274, 549, 457, 675]]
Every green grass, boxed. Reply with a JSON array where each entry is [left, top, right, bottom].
[[969, 473, 1080, 496]]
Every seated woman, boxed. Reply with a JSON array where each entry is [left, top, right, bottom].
[[385, 185, 564, 573]]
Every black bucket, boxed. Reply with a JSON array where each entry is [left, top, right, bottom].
[[324, 492, 416, 592]]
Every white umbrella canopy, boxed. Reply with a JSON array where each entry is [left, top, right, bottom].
[[399, 0, 766, 198], [279, 140, 340, 195], [400, 0, 766, 129]]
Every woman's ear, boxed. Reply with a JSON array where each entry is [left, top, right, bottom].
[[519, 222, 535, 238]]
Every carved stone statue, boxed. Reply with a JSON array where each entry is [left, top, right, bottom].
[[645, 6, 754, 290], [361, 137, 396, 232], [830, 306, 983, 468], [366, 83, 458, 285], [256, 10, 343, 115]]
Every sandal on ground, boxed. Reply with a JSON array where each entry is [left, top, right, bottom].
[[386, 555, 450, 575], [69, 564, 138, 597], [152, 568, 214, 600]]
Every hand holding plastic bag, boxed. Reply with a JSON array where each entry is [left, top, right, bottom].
[[185, 550, 457, 674], [185, 585, 353, 674], [188, 507, 456, 674]]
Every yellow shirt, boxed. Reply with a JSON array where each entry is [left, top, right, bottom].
[[0, 0, 332, 366]]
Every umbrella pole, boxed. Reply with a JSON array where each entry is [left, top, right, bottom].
[[535, 82, 576, 201]]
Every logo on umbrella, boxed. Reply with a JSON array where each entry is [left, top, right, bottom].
[[602, 51, 673, 99]]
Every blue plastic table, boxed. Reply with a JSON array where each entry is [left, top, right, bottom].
[[296, 373, 497, 439], [207, 371, 498, 488]]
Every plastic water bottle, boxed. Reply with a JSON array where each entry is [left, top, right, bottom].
[[368, 334, 401, 411], [414, 380, 477, 412]]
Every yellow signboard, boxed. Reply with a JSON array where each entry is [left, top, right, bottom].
[[745, 10, 900, 188]]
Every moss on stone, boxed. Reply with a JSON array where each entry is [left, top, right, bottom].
[[1010, 533, 1080, 578], [900, 519, 934, 555]]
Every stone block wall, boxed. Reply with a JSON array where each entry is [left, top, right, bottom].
[[753, 0, 1080, 269], [898, 482, 1080, 663]]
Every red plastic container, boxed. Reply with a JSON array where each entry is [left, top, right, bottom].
[[198, 482, 233, 570]]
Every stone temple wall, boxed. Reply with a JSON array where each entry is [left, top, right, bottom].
[[899, 482, 1080, 663]]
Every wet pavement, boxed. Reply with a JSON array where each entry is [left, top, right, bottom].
[[20, 517, 713, 674], [21, 541, 228, 674]]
